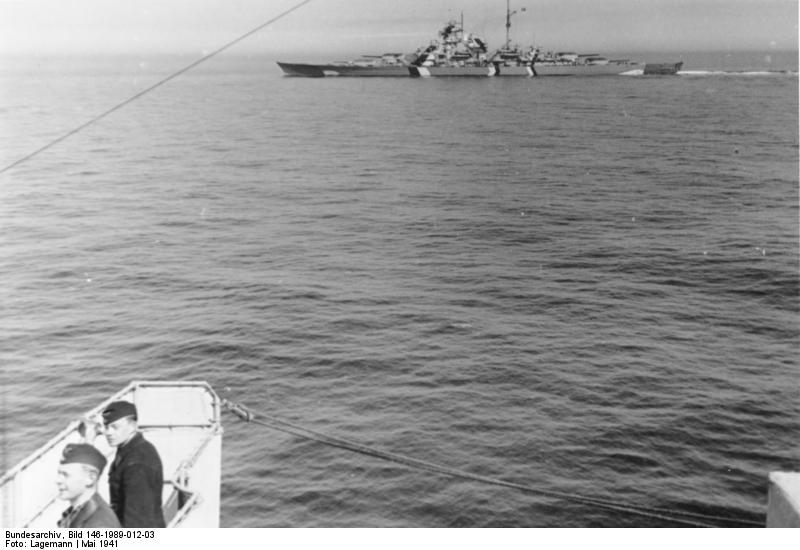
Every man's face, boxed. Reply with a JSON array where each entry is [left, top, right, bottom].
[[104, 416, 137, 447], [56, 463, 94, 502]]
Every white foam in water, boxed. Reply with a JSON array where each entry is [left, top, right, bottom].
[[679, 70, 797, 76]]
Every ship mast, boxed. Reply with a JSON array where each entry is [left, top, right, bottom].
[[505, 0, 526, 47]]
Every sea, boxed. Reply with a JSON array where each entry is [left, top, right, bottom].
[[0, 50, 797, 528]]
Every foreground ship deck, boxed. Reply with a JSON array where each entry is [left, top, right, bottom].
[[2, 381, 796, 527], [1, 381, 222, 528]]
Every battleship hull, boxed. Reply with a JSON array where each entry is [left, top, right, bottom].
[[530, 61, 682, 76], [532, 61, 645, 76], [281, 61, 682, 78], [409, 64, 533, 77], [277, 62, 409, 77], [409, 61, 682, 77]]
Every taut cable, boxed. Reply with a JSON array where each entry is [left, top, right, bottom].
[[0, 0, 314, 175], [221, 398, 764, 528]]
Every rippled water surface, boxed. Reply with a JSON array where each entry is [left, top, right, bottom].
[[1, 52, 798, 527]]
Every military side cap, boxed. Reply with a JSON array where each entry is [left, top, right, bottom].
[[102, 400, 137, 425], [61, 443, 107, 473]]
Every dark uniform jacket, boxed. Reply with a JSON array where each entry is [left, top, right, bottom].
[[58, 493, 121, 528], [109, 432, 166, 528]]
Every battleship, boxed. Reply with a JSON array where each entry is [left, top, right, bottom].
[[277, 2, 683, 78]]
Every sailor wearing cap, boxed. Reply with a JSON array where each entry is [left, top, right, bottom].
[[102, 401, 166, 528], [57, 443, 121, 528]]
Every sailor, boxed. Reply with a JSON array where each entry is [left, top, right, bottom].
[[102, 401, 166, 528], [57, 443, 121, 528]]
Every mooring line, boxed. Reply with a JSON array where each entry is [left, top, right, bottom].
[[0, 0, 314, 175], [222, 399, 763, 528]]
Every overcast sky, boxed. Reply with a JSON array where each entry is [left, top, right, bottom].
[[1, 0, 797, 57]]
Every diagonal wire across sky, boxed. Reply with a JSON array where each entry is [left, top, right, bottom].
[[0, 0, 315, 175]]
